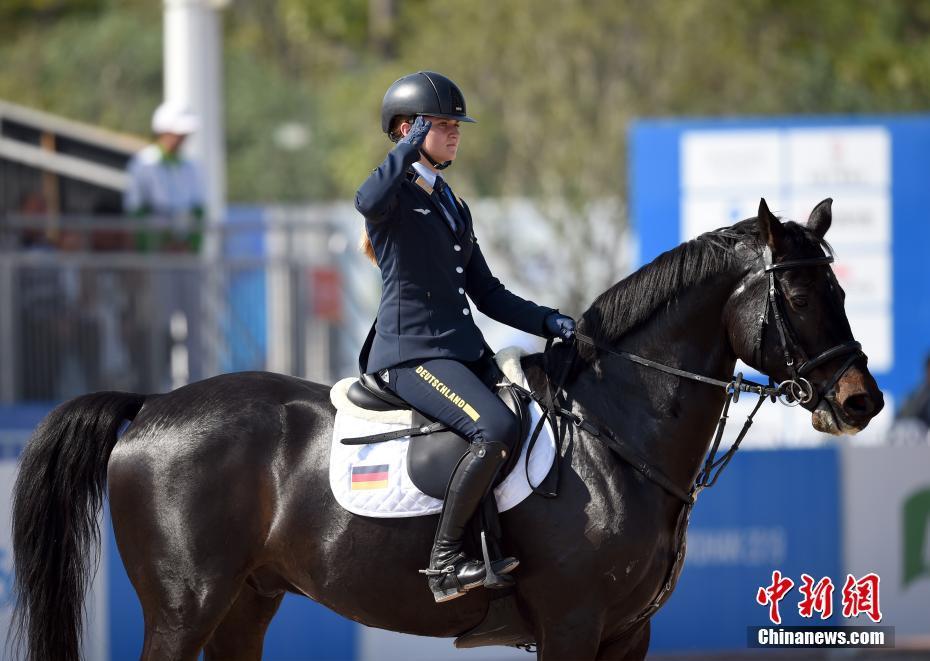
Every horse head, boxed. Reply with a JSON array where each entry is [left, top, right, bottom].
[[725, 198, 884, 435]]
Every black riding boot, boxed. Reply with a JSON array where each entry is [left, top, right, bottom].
[[422, 441, 520, 603]]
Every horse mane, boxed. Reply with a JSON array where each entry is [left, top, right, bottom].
[[575, 217, 766, 366]]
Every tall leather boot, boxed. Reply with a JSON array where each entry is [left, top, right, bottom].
[[422, 440, 519, 603]]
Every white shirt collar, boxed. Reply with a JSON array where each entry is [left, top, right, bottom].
[[412, 161, 440, 188]]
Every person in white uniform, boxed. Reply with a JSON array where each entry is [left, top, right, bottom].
[[124, 102, 206, 388], [124, 102, 205, 252]]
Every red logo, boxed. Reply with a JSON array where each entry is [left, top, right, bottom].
[[756, 570, 794, 625], [797, 574, 834, 619], [756, 572, 882, 624], [841, 573, 882, 623]]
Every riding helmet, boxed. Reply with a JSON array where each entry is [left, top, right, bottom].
[[380, 71, 477, 139]]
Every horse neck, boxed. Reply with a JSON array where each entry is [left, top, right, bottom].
[[571, 269, 744, 491]]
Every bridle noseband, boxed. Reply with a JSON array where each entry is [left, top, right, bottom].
[[758, 240, 863, 408]]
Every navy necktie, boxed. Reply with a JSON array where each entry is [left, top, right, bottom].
[[433, 176, 461, 233]]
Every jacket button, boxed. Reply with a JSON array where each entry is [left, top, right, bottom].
[[458, 287, 464, 294], [462, 308, 470, 315], [456, 266, 463, 273], [454, 244, 461, 251]]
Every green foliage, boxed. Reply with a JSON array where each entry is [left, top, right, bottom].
[[224, 48, 333, 201], [0, 5, 161, 133], [3, 0, 930, 212]]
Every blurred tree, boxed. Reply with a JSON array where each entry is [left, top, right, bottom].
[[4, 0, 930, 304], [0, 2, 161, 133]]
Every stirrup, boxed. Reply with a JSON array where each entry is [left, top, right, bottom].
[[481, 530, 515, 589]]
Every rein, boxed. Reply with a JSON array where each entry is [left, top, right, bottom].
[[497, 229, 869, 647], [539, 332, 779, 505], [533, 232, 865, 504], [518, 233, 867, 638]]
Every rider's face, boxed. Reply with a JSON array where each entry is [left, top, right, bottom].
[[401, 116, 461, 166]]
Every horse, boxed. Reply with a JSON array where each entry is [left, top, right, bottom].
[[11, 198, 883, 661]]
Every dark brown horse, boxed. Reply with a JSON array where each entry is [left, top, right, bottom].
[[11, 199, 883, 660]]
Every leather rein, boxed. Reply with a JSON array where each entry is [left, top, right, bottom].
[[531, 234, 863, 506], [513, 235, 866, 637]]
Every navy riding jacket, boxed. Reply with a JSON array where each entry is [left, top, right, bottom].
[[356, 141, 558, 374]]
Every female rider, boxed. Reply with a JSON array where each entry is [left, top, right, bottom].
[[355, 71, 576, 603]]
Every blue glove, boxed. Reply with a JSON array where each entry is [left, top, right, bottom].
[[398, 116, 431, 148], [544, 312, 576, 340]]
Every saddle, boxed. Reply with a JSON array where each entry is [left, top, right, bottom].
[[335, 348, 553, 651], [345, 368, 532, 499]]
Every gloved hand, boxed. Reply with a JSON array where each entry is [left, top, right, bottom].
[[398, 116, 431, 148], [544, 312, 576, 340]]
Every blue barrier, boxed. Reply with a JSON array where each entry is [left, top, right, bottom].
[[650, 448, 841, 652]]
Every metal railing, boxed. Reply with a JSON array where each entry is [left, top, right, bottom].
[[0, 213, 370, 403]]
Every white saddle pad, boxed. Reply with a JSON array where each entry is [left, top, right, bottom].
[[328, 347, 557, 518]]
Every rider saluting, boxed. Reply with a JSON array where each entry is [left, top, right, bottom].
[[355, 71, 576, 603]]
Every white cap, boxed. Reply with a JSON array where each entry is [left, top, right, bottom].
[[151, 102, 199, 135]]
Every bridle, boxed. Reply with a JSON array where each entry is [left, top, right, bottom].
[[537, 229, 865, 504], [756, 240, 863, 408], [516, 230, 867, 637]]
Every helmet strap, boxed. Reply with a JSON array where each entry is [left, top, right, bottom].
[[421, 148, 452, 171]]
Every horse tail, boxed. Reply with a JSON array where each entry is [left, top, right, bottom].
[[10, 391, 146, 661]]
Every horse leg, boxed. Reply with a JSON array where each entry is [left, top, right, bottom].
[[204, 583, 285, 661], [137, 576, 246, 661], [596, 622, 650, 660]]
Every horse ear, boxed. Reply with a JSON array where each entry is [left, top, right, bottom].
[[758, 198, 785, 251], [807, 198, 833, 238]]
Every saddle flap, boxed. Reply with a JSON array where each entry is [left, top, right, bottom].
[[495, 383, 531, 478], [407, 431, 471, 499], [405, 383, 532, 500]]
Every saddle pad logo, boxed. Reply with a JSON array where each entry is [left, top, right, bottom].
[[413, 208, 431, 215], [350, 464, 390, 490]]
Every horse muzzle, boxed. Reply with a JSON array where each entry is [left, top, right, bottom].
[[811, 366, 884, 435]]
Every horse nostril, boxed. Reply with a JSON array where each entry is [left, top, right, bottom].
[[842, 393, 874, 418]]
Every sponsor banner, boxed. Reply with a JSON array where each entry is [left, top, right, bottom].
[[650, 448, 842, 651], [680, 125, 892, 373], [632, 115, 930, 409], [841, 446, 930, 640]]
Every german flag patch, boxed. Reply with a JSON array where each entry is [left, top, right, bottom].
[[350, 464, 389, 490]]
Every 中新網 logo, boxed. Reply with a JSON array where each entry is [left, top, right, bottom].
[[756, 571, 882, 624]]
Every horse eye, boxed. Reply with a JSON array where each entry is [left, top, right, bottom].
[[791, 295, 808, 308]]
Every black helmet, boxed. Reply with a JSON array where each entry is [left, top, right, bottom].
[[380, 71, 476, 137]]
